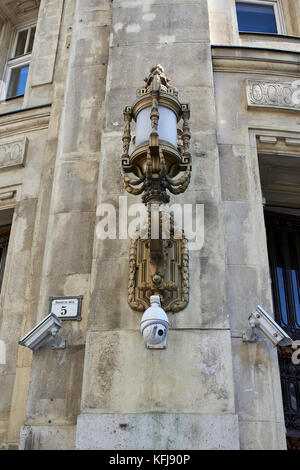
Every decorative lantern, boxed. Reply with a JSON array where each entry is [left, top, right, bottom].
[[121, 65, 192, 323]]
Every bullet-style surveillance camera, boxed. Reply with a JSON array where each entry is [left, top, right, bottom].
[[243, 305, 293, 347], [19, 313, 62, 351], [140, 296, 169, 349]]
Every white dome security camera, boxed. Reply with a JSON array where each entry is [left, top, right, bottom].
[[140, 296, 169, 349]]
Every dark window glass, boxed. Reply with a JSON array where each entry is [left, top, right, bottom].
[[266, 212, 300, 444], [27, 27, 36, 54], [0, 228, 10, 292], [278, 357, 300, 438], [6, 65, 29, 99], [13, 29, 28, 58], [236, 2, 278, 33], [265, 212, 300, 339]]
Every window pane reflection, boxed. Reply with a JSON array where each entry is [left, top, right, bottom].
[[27, 27, 36, 54], [277, 267, 288, 325], [265, 212, 300, 339], [14, 30, 27, 57], [289, 382, 297, 412], [236, 2, 278, 33], [6, 65, 29, 99], [291, 270, 300, 327]]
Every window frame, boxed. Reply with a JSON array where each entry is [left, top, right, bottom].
[[1, 21, 37, 101], [235, 0, 286, 35], [0, 226, 10, 293]]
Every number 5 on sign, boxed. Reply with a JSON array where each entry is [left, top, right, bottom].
[[48, 296, 83, 321]]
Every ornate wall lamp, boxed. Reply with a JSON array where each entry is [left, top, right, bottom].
[[120, 65, 192, 346]]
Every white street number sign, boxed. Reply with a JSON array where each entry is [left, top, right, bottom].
[[51, 298, 80, 319]]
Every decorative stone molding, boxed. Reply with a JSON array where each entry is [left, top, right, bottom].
[[255, 130, 300, 207], [285, 138, 300, 147], [0, 0, 40, 25], [0, 184, 19, 209], [246, 80, 300, 111], [0, 137, 28, 170], [15, 0, 39, 15], [212, 46, 300, 77], [0, 191, 14, 200], [255, 131, 300, 153], [0, 106, 51, 139], [259, 136, 277, 145]]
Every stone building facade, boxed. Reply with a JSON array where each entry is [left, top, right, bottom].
[[0, 0, 299, 450]]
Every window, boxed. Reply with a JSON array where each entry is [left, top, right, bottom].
[[236, 1, 281, 34], [0, 226, 10, 292], [265, 211, 300, 448], [265, 212, 300, 340], [3, 25, 36, 100]]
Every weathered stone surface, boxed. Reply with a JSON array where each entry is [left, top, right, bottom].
[[30, 0, 64, 87], [111, 2, 210, 47], [219, 144, 251, 202], [15, 1, 112, 450], [0, 419, 8, 449], [81, 330, 235, 415], [232, 339, 284, 423], [19, 425, 76, 450], [0, 0, 297, 452], [0, 0, 78, 450], [223, 201, 268, 267], [226, 265, 273, 337], [76, 413, 240, 450], [0, 374, 15, 420], [51, 158, 99, 214], [7, 367, 31, 443], [239, 421, 287, 450], [43, 212, 95, 277], [107, 43, 214, 91], [25, 346, 85, 426]]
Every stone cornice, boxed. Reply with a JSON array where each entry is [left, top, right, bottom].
[[212, 46, 300, 77], [252, 128, 300, 155], [0, 0, 40, 25], [0, 104, 51, 139]]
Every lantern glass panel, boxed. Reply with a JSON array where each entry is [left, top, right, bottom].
[[135, 106, 177, 148]]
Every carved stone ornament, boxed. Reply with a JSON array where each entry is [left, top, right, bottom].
[[246, 79, 300, 111], [16, 0, 40, 14], [0, 0, 40, 24], [0, 137, 28, 170]]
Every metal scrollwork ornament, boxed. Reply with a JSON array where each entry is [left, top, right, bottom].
[[121, 65, 192, 313]]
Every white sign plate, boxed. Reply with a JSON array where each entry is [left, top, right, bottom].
[[50, 297, 82, 320]]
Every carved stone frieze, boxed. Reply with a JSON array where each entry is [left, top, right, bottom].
[[0, 137, 28, 170], [246, 79, 300, 111], [0, 0, 40, 25]]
